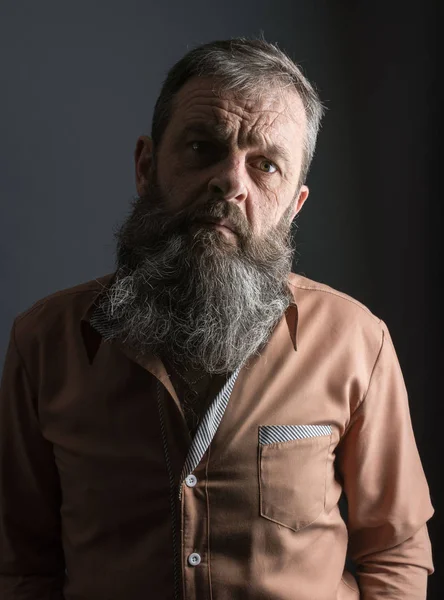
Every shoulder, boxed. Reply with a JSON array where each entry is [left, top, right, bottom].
[[287, 272, 385, 352], [13, 272, 114, 348], [288, 272, 380, 322]]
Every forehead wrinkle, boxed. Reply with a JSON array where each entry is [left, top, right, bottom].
[[175, 81, 300, 168], [185, 122, 293, 168], [242, 110, 293, 160], [181, 108, 293, 166], [216, 103, 297, 166]]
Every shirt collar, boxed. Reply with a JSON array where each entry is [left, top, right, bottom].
[[285, 299, 299, 351], [80, 272, 115, 365], [80, 272, 299, 365]]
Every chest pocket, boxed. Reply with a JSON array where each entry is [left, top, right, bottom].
[[258, 424, 332, 532]]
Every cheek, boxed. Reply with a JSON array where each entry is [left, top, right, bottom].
[[247, 202, 275, 236], [157, 161, 199, 208], [250, 189, 289, 234], [258, 189, 281, 217]]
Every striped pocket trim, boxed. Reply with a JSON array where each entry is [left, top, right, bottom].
[[259, 424, 332, 445]]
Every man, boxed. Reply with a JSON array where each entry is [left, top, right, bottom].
[[0, 37, 434, 600]]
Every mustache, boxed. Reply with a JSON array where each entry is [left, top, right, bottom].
[[137, 192, 251, 241], [190, 200, 249, 237]]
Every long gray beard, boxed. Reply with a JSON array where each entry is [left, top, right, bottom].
[[95, 191, 296, 374]]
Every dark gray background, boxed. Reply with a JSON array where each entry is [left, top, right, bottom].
[[1, 0, 441, 595]]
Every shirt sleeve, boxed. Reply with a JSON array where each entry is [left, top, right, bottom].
[[336, 319, 435, 600], [0, 318, 65, 599]]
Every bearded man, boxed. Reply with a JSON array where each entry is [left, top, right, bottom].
[[0, 37, 434, 600]]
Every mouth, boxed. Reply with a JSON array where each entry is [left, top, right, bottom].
[[196, 219, 237, 235]]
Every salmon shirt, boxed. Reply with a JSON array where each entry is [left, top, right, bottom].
[[0, 271, 434, 599]]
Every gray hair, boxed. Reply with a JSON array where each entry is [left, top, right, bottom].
[[150, 35, 325, 186]]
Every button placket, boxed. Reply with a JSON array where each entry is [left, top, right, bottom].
[[179, 367, 241, 597], [181, 461, 213, 597]]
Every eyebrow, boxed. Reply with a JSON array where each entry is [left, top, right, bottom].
[[179, 122, 293, 166]]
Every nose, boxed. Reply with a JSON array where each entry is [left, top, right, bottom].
[[207, 157, 248, 205]]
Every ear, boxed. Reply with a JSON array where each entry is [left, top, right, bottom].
[[134, 135, 154, 196], [291, 184, 309, 220]]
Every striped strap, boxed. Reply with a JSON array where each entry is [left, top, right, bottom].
[[179, 365, 241, 492]]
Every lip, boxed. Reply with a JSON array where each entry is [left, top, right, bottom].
[[198, 219, 237, 235]]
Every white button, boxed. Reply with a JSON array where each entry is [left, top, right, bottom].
[[185, 474, 197, 487], [188, 552, 201, 566]]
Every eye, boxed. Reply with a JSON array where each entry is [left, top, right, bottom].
[[189, 140, 213, 153], [186, 140, 222, 165], [257, 159, 278, 174]]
